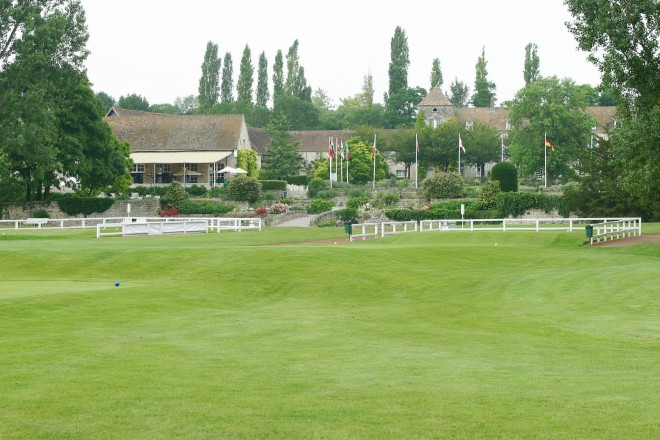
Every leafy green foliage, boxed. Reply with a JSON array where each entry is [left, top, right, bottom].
[[523, 43, 540, 85], [184, 184, 208, 197], [179, 201, 234, 216], [57, 197, 114, 216], [478, 180, 501, 209], [237, 45, 254, 105], [421, 172, 464, 200], [198, 41, 221, 112], [306, 198, 334, 214], [307, 178, 328, 198], [32, 209, 49, 218], [259, 180, 287, 191], [495, 192, 562, 217], [237, 149, 259, 177], [164, 182, 189, 209], [347, 196, 369, 211], [430, 58, 443, 88], [448, 78, 469, 107], [471, 47, 496, 107], [261, 113, 302, 179], [225, 175, 262, 203], [383, 192, 401, 206], [336, 208, 358, 223], [491, 162, 518, 192], [117, 93, 149, 111]]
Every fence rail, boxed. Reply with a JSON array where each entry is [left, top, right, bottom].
[[420, 217, 641, 233], [589, 219, 642, 245], [381, 221, 418, 237], [349, 223, 379, 242]]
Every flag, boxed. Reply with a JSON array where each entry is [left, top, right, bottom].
[[501, 137, 506, 152], [340, 141, 345, 159], [545, 136, 554, 151], [459, 134, 466, 153], [329, 138, 335, 158], [346, 142, 350, 160], [372, 134, 377, 155]]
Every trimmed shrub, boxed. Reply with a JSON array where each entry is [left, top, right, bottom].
[[307, 178, 328, 198], [226, 175, 262, 203], [383, 192, 401, 206], [316, 189, 339, 199], [336, 208, 358, 223], [32, 209, 49, 218], [307, 198, 334, 214], [179, 201, 234, 216], [285, 175, 307, 186], [57, 197, 115, 216], [495, 192, 562, 217], [478, 180, 501, 209], [421, 172, 464, 200], [185, 184, 208, 197], [259, 180, 287, 191], [491, 162, 518, 192], [164, 182, 189, 209], [347, 196, 369, 210]]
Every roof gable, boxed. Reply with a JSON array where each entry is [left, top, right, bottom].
[[419, 87, 453, 107]]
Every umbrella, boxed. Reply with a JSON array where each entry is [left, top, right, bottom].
[[233, 167, 248, 174], [173, 170, 202, 176], [218, 166, 247, 174]]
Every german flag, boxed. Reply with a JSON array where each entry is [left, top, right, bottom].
[[545, 137, 555, 152]]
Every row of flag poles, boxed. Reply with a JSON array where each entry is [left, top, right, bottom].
[[328, 137, 350, 188]]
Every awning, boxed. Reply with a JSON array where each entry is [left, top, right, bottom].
[[131, 151, 232, 164], [173, 170, 202, 176]]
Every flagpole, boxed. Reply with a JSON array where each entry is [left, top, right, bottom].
[[415, 133, 419, 189], [372, 134, 377, 190], [329, 137, 333, 189], [501, 135, 504, 162], [458, 133, 462, 177], [544, 132, 547, 188], [346, 142, 349, 184], [334, 138, 338, 179], [340, 141, 343, 183]]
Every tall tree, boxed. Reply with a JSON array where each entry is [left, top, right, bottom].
[[174, 95, 198, 114], [462, 123, 501, 178], [387, 26, 410, 98], [95, 91, 115, 112], [284, 40, 311, 100], [507, 76, 595, 184], [261, 113, 302, 179], [431, 58, 443, 88], [523, 43, 540, 85], [256, 51, 269, 108], [220, 52, 234, 103], [565, 0, 660, 206], [471, 47, 497, 107], [237, 44, 254, 104], [448, 78, 470, 107], [118, 93, 150, 111], [198, 41, 221, 112], [361, 72, 374, 106], [272, 49, 284, 97]]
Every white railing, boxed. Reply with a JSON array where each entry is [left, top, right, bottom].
[[349, 223, 379, 242], [3, 216, 262, 234], [210, 217, 262, 232], [381, 221, 418, 237], [420, 217, 641, 233], [96, 223, 124, 238], [589, 218, 642, 245]]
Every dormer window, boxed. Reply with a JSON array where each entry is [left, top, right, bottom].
[[465, 121, 474, 130]]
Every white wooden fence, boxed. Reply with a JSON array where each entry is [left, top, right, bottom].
[[381, 221, 418, 237], [588, 219, 642, 245], [349, 223, 379, 241], [420, 217, 641, 233]]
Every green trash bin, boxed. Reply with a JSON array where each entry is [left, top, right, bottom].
[[343, 222, 353, 234], [585, 225, 593, 238]]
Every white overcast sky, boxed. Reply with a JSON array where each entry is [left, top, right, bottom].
[[80, 0, 601, 108]]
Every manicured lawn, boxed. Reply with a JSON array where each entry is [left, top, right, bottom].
[[0, 227, 658, 439]]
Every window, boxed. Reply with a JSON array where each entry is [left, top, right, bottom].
[[465, 121, 474, 130], [533, 170, 543, 180], [187, 163, 198, 172], [475, 165, 482, 178], [432, 107, 438, 112], [614, 120, 622, 129], [130, 164, 145, 173], [162, 164, 171, 172], [185, 175, 198, 184], [432, 119, 438, 129], [505, 121, 513, 130], [396, 170, 406, 178]]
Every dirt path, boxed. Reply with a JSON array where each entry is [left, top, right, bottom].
[[590, 235, 660, 246]]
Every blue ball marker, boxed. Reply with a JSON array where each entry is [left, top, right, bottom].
[[114, 281, 120, 287]]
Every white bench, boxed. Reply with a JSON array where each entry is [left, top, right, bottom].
[[24, 218, 49, 228]]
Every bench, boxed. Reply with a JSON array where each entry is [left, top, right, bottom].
[[24, 218, 49, 228]]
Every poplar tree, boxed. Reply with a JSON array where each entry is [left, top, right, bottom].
[[220, 52, 234, 103], [198, 41, 220, 112], [387, 26, 410, 98], [449, 78, 470, 107], [471, 47, 497, 107], [256, 51, 269, 108], [362, 72, 374, 106], [523, 43, 540, 85], [431, 58, 443, 88], [284, 40, 311, 100], [237, 45, 254, 104], [272, 49, 284, 97]]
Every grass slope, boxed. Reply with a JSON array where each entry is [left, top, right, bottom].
[[0, 227, 658, 439]]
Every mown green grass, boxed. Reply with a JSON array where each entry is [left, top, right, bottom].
[[0, 227, 658, 439]]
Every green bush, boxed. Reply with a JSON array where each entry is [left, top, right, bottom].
[[57, 197, 115, 216], [347, 196, 369, 210], [185, 184, 208, 197], [259, 180, 287, 191], [495, 192, 562, 217], [285, 175, 308, 186], [336, 208, 358, 223], [32, 209, 49, 218], [316, 189, 339, 199], [478, 180, 501, 209], [421, 172, 464, 200], [307, 198, 334, 214], [348, 188, 367, 198], [179, 201, 234, 216], [206, 187, 225, 198], [383, 192, 401, 206], [226, 176, 262, 203], [491, 162, 518, 192], [164, 182, 189, 209], [307, 178, 328, 198]]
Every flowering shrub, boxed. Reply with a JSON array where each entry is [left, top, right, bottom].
[[157, 207, 180, 217], [255, 207, 268, 218], [268, 203, 290, 214]]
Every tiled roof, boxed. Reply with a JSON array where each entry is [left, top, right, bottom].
[[455, 107, 511, 131], [248, 128, 356, 154], [419, 87, 453, 107], [104, 107, 245, 152], [584, 106, 617, 130]]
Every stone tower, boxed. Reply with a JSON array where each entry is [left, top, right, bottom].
[[418, 87, 454, 128]]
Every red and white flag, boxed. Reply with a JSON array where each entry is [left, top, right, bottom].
[[459, 134, 466, 153]]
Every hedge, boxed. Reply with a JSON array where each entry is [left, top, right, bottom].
[[179, 201, 234, 216], [495, 192, 562, 217], [284, 176, 308, 186], [259, 180, 287, 191], [57, 197, 115, 216]]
